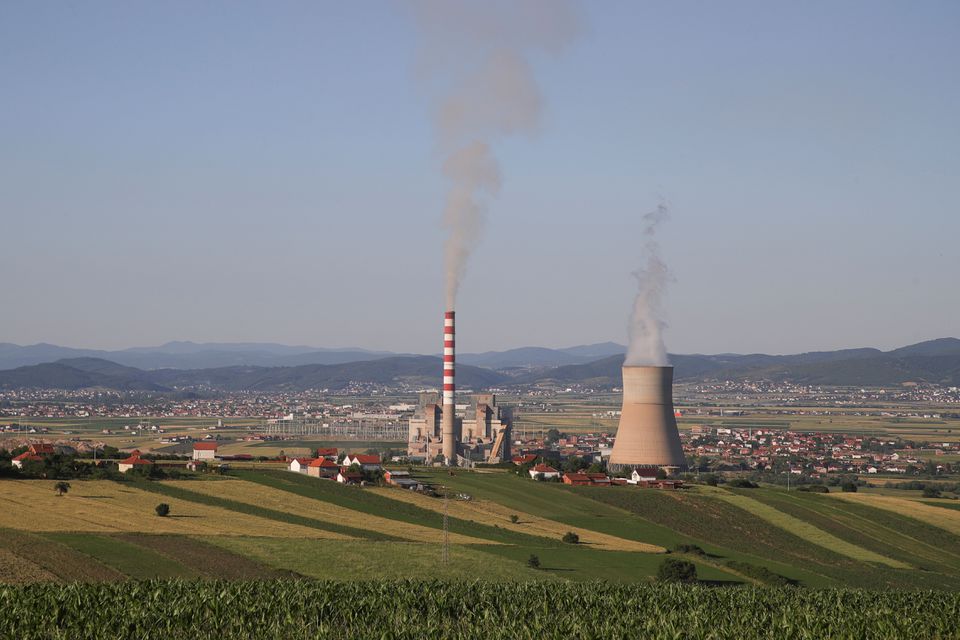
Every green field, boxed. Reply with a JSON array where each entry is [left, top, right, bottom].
[[2, 580, 958, 640], [1, 468, 960, 591]]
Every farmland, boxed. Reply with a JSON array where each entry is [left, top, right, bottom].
[[2, 580, 959, 640]]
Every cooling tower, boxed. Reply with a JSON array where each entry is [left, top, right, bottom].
[[608, 366, 687, 473], [441, 310, 457, 461]]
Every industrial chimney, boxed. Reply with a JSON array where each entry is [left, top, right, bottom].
[[441, 311, 457, 462], [608, 365, 687, 473]]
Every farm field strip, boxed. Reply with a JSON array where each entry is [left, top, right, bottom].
[[0, 480, 348, 540], [747, 490, 960, 571], [367, 486, 662, 552], [712, 491, 908, 568], [46, 533, 200, 580], [238, 470, 552, 546], [830, 493, 960, 536], [116, 534, 295, 580], [163, 479, 495, 545], [0, 548, 56, 584], [206, 538, 541, 582]]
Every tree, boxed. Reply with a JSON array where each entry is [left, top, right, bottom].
[[657, 558, 697, 583], [922, 486, 942, 498], [562, 531, 580, 544], [527, 554, 541, 569], [545, 429, 561, 445], [155, 503, 171, 517], [509, 514, 519, 524], [54, 481, 71, 496], [841, 481, 858, 493]]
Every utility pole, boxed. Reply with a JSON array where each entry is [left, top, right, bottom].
[[442, 490, 450, 565]]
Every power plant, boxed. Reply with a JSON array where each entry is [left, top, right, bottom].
[[608, 365, 687, 474], [441, 311, 457, 461], [406, 310, 511, 465]]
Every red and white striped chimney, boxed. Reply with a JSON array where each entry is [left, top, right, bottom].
[[441, 310, 456, 461]]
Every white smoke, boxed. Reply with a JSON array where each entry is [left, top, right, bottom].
[[410, 0, 579, 310], [625, 203, 672, 366]]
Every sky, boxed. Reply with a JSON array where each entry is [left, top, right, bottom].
[[1, 0, 958, 356]]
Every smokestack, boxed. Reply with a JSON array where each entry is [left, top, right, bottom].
[[441, 310, 457, 461], [608, 366, 686, 473]]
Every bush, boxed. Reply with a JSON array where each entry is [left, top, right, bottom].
[[922, 486, 942, 498], [841, 482, 858, 493], [509, 515, 519, 524], [672, 544, 705, 555], [526, 554, 540, 569], [54, 481, 71, 496], [155, 503, 171, 517], [797, 485, 829, 493], [726, 560, 798, 586], [728, 478, 759, 489], [562, 531, 579, 544], [657, 558, 697, 583]]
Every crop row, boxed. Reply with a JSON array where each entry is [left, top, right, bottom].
[[1, 579, 958, 640]]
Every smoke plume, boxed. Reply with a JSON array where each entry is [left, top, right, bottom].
[[410, 0, 578, 310], [625, 203, 672, 366]]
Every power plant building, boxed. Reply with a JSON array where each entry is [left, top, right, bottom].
[[608, 365, 687, 474]]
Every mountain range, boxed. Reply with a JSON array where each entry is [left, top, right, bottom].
[[0, 341, 624, 371], [0, 338, 958, 391]]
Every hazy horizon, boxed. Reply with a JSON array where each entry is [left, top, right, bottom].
[[3, 1, 958, 356]]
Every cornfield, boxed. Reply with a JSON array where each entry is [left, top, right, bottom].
[[1, 580, 957, 640]]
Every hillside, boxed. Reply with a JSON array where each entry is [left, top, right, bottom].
[[525, 339, 960, 388], [0, 356, 507, 392]]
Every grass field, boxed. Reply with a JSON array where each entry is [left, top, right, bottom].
[[163, 479, 493, 545], [2, 470, 960, 589], [0, 480, 346, 539]]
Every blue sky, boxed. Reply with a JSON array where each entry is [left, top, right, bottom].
[[1, 1, 957, 355]]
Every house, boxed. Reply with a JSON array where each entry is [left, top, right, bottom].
[[628, 470, 657, 485], [192, 442, 219, 461], [336, 469, 363, 485], [307, 458, 339, 478], [118, 453, 153, 473], [512, 454, 538, 465], [28, 443, 55, 456], [528, 464, 561, 481], [315, 448, 338, 460], [562, 472, 592, 486], [11, 452, 43, 469], [345, 454, 381, 471], [288, 458, 314, 473], [585, 473, 611, 486]]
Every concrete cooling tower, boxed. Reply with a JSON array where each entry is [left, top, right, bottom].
[[608, 365, 687, 473]]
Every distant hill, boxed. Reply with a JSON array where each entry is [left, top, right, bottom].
[[1, 338, 958, 390], [459, 342, 626, 369], [0, 341, 397, 371], [523, 339, 960, 388], [0, 356, 507, 392]]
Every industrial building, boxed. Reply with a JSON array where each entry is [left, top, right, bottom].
[[406, 311, 511, 464], [607, 365, 687, 474], [406, 391, 511, 464]]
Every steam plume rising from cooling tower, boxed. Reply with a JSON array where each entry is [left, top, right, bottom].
[[624, 203, 672, 367], [410, 0, 579, 310]]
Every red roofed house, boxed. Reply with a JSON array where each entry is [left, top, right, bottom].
[[11, 452, 43, 469], [512, 454, 538, 465], [586, 473, 611, 486], [288, 457, 314, 474], [528, 464, 561, 481], [562, 473, 591, 486], [336, 469, 363, 484], [315, 448, 338, 460], [28, 443, 55, 456], [307, 458, 339, 479], [192, 442, 219, 461], [118, 453, 153, 473]]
